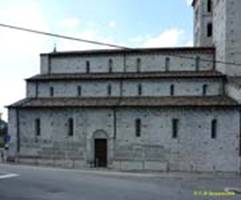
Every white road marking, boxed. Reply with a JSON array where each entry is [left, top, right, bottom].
[[0, 173, 19, 180]]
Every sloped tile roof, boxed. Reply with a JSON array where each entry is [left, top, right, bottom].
[[7, 96, 239, 108], [27, 71, 225, 82]]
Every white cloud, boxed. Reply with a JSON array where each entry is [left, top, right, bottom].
[[58, 17, 80, 29], [184, 0, 193, 6], [0, 1, 51, 120], [142, 28, 185, 48], [108, 21, 116, 28]]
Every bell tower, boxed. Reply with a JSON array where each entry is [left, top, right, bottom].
[[193, 0, 213, 47]]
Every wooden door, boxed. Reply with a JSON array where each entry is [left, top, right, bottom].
[[94, 139, 107, 167]]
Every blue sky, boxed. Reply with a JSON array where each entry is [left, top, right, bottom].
[[0, 0, 193, 120]]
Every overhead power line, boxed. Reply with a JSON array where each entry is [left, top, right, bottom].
[[0, 23, 130, 50], [1, 23, 241, 67]]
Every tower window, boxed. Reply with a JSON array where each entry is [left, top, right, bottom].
[[77, 86, 82, 96], [35, 118, 41, 136], [135, 118, 141, 137], [50, 87, 54, 97], [172, 118, 179, 139], [195, 56, 200, 71], [138, 84, 142, 96], [211, 119, 217, 139], [202, 84, 208, 96], [86, 61, 90, 73], [165, 57, 170, 71], [207, 0, 212, 13], [170, 84, 175, 96], [207, 23, 213, 37], [108, 59, 113, 73], [68, 118, 74, 137], [107, 84, 112, 96], [136, 58, 141, 73]]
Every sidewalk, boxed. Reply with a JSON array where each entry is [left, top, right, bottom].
[[0, 162, 240, 179]]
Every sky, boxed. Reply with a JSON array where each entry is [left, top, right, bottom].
[[0, 0, 193, 121]]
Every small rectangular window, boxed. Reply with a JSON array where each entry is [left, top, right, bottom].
[[136, 58, 141, 73], [109, 59, 113, 73], [138, 84, 142, 96], [68, 118, 74, 137], [35, 118, 41, 136], [165, 57, 170, 71], [86, 61, 90, 73], [50, 87, 54, 97], [170, 84, 175, 96], [207, 0, 212, 12], [172, 119, 179, 138], [202, 84, 208, 96], [207, 23, 213, 37], [135, 119, 141, 137], [77, 86, 82, 96], [211, 119, 217, 139], [107, 84, 112, 96]]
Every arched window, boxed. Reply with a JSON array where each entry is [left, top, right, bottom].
[[207, 23, 213, 37], [107, 84, 112, 96], [165, 57, 170, 71], [135, 118, 141, 137], [136, 58, 141, 73], [202, 84, 208, 96], [108, 59, 113, 73], [138, 84, 142, 96], [170, 84, 175, 96], [195, 56, 200, 71], [86, 61, 90, 73]]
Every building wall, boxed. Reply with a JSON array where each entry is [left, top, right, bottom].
[[207, 0, 241, 75], [9, 107, 240, 172], [26, 79, 223, 98], [193, 0, 213, 47], [40, 52, 214, 74]]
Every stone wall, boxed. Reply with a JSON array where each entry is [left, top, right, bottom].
[[26, 79, 223, 98], [8, 107, 240, 172], [40, 51, 214, 74]]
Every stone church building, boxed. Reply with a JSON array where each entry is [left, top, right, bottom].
[[7, 0, 241, 172]]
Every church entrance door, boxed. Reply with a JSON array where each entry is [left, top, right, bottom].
[[94, 139, 107, 167]]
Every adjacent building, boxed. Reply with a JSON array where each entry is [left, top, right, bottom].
[[7, 0, 241, 172]]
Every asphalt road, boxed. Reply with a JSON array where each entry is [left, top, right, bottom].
[[0, 164, 241, 200]]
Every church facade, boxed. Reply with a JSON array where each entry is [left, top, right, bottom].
[[7, 0, 241, 172]]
